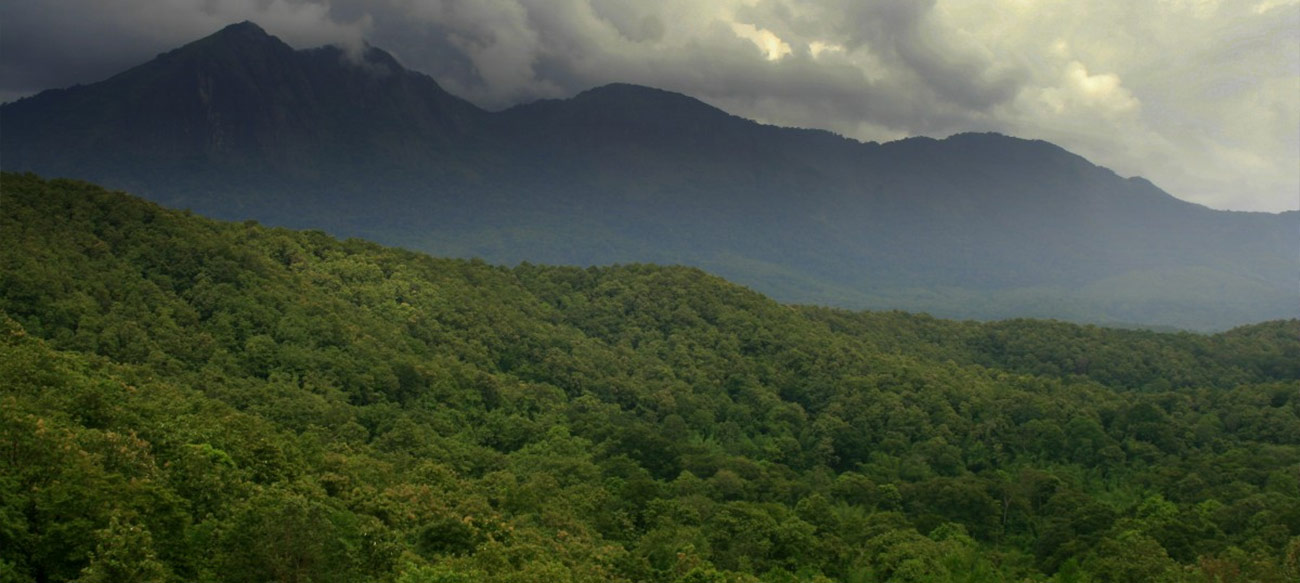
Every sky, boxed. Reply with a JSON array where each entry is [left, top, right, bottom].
[[2, 0, 1297, 212]]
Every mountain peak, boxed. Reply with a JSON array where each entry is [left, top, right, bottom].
[[576, 83, 715, 109], [568, 82, 736, 125], [358, 45, 405, 73], [212, 20, 271, 40], [579, 82, 677, 98], [175, 20, 287, 58]]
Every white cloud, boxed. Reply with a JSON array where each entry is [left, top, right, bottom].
[[730, 22, 792, 61], [1031, 61, 1140, 117], [930, 0, 1299, 211], [1254, 0, 1300, 14], [808, 41, 845, 59]]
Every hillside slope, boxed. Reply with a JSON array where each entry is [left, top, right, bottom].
[[2, 173, 1298, 582]]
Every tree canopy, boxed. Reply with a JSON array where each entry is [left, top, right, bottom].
[[2, 172, 1298, 582]]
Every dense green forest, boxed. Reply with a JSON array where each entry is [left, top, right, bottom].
[[1, 172, 1298, 582]]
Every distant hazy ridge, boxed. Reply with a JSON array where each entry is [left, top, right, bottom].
[[3, 22, 1295, 330]]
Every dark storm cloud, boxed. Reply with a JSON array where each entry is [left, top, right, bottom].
[[1, 0, 1296, 211], [311, 0, 1021, 138]]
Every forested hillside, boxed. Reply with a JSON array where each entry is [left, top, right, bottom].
[[2, 172, 1298, 582]]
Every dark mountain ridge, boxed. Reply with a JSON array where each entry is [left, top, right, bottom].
[[2, 22, 1295, 330], [3, 22, 483, 188]]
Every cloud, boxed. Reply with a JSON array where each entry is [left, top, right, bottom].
[[1016, 61, 1140, 121], [729, 22, 793, 61], [937, 0, 1299, 211], [1, 0, 1296, 211]]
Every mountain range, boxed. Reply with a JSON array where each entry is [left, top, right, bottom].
[[3, 21, 1295, 330]]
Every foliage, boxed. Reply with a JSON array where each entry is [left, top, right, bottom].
[[2, 172, 1298, 581]]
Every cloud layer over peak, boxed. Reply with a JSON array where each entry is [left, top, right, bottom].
[[2, 0, 1296, 211]]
